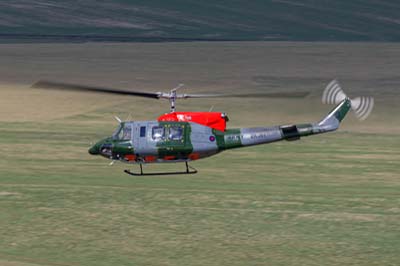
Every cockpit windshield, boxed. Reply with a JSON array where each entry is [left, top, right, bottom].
[[112, 124, 122, 138], [113, 123, 133, 141]]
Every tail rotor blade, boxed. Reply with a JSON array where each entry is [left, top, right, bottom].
[[322, 80, 374, 121], [351, 96, 374, 121], [322, 79, 347, 104]]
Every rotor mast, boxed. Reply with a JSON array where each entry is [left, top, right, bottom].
[[169, 97, 176, 113], [163, 84, 184, 113]]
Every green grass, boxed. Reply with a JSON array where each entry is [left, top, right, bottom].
[[0, 110, 399, 266]]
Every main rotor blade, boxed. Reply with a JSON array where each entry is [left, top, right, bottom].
[[32, 81, 310, 99], [182, 91, 310, 98], [32, 81, 161, 99], [224, 91, 310, 98]]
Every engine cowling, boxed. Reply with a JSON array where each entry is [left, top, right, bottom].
[[158, 112, 228, 132]]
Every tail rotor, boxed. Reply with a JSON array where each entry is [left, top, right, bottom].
[[322, 80, 374, 121]]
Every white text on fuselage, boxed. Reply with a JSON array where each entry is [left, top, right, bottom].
[[243, 131, 275, 141]]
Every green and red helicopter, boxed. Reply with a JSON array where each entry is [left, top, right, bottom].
[[33, 80, 374, 175]]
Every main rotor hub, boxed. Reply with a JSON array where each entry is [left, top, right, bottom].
[[157, 84, 185, 112]]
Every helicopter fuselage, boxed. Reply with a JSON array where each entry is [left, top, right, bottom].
[[90, 121, 220, 163], [88, 98, 351, 164]]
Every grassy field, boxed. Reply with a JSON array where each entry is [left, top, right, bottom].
[[0, 42, 399, 266]]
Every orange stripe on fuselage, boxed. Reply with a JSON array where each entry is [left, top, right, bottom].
[[124, 154, 136, 161], [144, 155, 156, 162], [188, 153, 200, 160]]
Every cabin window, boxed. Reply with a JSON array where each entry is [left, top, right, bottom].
[[140, 126, 146, 137], [168, 126, 183, 141], [152, 126, 165, 141]]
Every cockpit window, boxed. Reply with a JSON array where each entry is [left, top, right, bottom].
[[152, 126, 165, 141], [113, 124, 132, 140], [112, 124, 122, 138], [122, 125, 132, 140]]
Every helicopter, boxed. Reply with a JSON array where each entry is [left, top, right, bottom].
[[32, 80, 374, 175]]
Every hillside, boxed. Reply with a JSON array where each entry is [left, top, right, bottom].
[[1, 0, 400, 42]]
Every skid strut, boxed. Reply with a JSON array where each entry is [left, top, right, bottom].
[[124, 162, 197, 176]]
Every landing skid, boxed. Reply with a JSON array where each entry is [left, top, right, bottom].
[[124, 162, 197, 176]]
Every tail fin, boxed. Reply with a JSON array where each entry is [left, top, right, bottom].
[[317, 98, 351, 132]]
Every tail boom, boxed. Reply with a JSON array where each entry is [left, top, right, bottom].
[[216, 98, 351, 150]]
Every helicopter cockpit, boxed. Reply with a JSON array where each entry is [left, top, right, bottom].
[[113, 123, 133, 141]]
